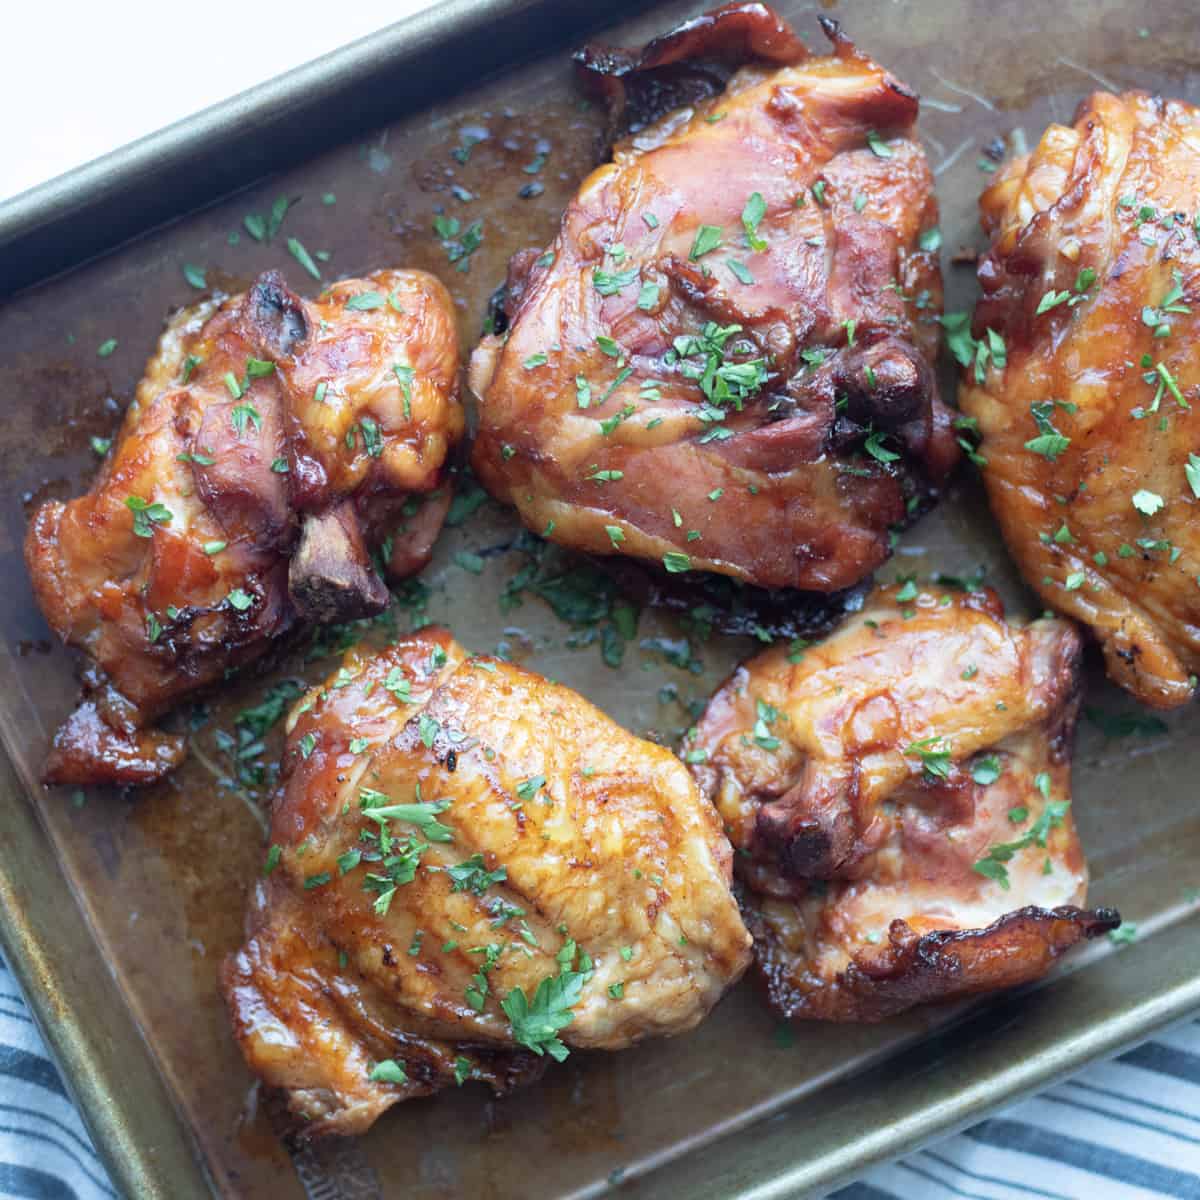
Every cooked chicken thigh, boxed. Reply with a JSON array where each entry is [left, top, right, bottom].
[[470, 4, 957, 594], [687, 585, 1119, 1021], [26, 270, 462, 785], [962, 90, 1200, 709], [221, 628, 751, 1135]]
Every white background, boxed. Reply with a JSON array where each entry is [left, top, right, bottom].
[[2, 0, 438, 202]]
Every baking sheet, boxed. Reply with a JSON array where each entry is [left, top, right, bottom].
[[1, 1, 1199, 1197]]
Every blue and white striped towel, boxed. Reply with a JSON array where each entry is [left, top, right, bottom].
[[0, 953, 1196, 1199]]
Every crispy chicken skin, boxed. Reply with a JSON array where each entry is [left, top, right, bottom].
[[688, 585, 1119, 1021], [962, 91, 1200, 709], [26, 270, 462, 786], [469, 5, 957, 593], [221, 628, 751, 1135]]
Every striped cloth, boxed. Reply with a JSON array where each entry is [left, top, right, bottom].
[[0, 956, 1197, 1199]]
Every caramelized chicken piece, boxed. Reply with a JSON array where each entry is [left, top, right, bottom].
[[221, 628, 751, 1135], [688, 585, 1119, 1021], [962, 91, 1200, 709], [27, 270, 462, 785], [470, 5, 957, 594]]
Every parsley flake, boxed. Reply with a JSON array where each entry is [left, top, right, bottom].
[[369, 1059, 408, 1084], [907, 736, 952, 780], [741, 192, 767, 252], [1132, 489, 1164, 516], [689, 225, 723, 260]]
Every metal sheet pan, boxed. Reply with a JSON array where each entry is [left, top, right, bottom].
[[1, 2, 1198, 1197]]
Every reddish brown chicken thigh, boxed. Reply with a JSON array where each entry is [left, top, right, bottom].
[[222, 628, 751, 1135], [687, 584, 1119, 1021], [961, 90, 1200, 709], [26, 269, 463, 786], [471, 5, 957, 594]]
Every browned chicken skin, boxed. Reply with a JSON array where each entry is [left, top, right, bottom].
[[26, 269, 463, 786], [221, 628, 751, 1136], [470, 5, 957, 594], [962, 91, 1200, 709], [688, 585, 1119, 1021]]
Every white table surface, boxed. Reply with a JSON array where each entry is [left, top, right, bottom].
[[3, 0, 438, 203]]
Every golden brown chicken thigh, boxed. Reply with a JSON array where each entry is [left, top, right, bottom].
[[26, 269, 462, 785], [221, 628, 751, 1135], [470, 5, 957, 594], [962, 90, 1200, 709], [687, 585, 1119, 1021]]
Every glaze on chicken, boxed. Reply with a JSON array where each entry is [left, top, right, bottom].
[[470, 4, 957, 594], [221, 628, 751, 1135], [962, 90, 1200, 709], [687, 585, 1119, 1021], [26, 269, 463, 786]]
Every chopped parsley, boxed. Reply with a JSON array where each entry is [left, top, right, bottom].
[[727, 259, 754, 285], [125, 495, 172, 538], [432, 215, 483, 273], [360, 789, 454, 843], [500, 939, 593, 1061], [1132, 489, 1164, 516], [906, 736, 952, 780], [231, 402, 262, 438], [287, 237, 322, 280], [971, 755, 1003, 786], [515, 774, 546, 802], [267, 195, 293, 239], [973, 800, 1071, 889], [418, 713, 441, 748], [593, 268, 639, 296], [383, 667, 412, 702], [392, 362, 414, 419], [689, 225, 723, 260], [345, 291, 385, 311], [369, 1059, 408, 1084], [865, 130, 893, 158], [940, 312, 976, 367], [446, 854, 507, 895], [673, 321, 767, 411], [226, 588, 255, 612], [741, 192, 767, 252], [864, 430, 900, 463], [637, 282, 660, 311], [753, 698, 781, 751], [1025, 400, 1072, 461]]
